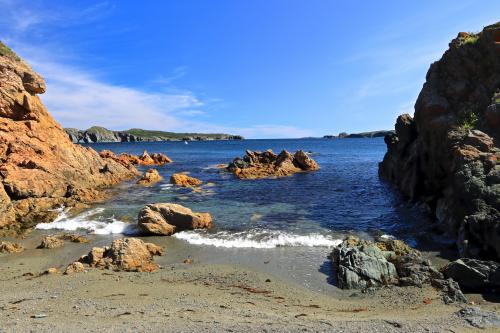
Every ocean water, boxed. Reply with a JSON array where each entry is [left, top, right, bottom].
[[36, 138, 432, 248], [34, 138, 439, 292]]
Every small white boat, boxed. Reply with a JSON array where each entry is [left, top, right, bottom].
[[184, 141, 188, 145]]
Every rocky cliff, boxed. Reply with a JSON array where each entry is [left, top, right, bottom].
[[0, 42, 137, 236], [65, 127, 244, 143], [379, 23, 500, 260]]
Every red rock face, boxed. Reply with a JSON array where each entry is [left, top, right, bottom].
[[379, 22, 500, 261], [0, 43, 137, 235]]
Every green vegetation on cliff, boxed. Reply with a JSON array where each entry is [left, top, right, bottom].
[[0, 41, 20, 61], [124, 128, 237, 140]]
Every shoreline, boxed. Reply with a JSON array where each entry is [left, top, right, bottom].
[[1, 236, 498, 332], [3, 228, 500, 331]]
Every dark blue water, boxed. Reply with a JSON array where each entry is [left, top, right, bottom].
[[41, 138, 431, 248]]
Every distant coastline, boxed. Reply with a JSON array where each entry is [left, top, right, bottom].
[[65, 126, 244, 143], [323, 130, 394, 139]]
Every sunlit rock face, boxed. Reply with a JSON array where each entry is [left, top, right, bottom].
[[0, 41, 137, 236]]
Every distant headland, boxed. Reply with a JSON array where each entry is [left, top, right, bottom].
[[323, 130, 394, 139], [65, 126, 244, 143]]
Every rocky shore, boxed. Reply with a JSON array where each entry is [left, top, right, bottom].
[[379, 23, 500, 289], [65, 126, 244, 143], [0, 42, 137, 236]]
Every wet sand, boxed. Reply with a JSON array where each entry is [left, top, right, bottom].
[[1, 233, 499, 332]]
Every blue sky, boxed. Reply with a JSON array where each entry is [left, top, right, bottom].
[[0, 1, 499, 138]]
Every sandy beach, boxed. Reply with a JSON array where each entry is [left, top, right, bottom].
[[1, 234, 499, 333]]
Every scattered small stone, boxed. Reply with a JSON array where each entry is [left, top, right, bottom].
[[0, 241, 24, 253], [265, 279, 271, 283], [457, 307, 500, 329], [43, 267, 59, 275], [64, 261, 86, 274], [31, 314, 48, 319], [38, 235, 64, 249], [183, 258, 193, 264]]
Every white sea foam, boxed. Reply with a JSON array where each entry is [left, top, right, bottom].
[[35, 208, 138, 235], [173, 230, 342, 248]]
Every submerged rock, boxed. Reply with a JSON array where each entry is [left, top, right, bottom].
[[442, 258, 500, 291], [0, 241, 24, 253], [227, 149, 319, 179], [331, 236, 467, 303], [378, 23, 500, 262], [137, 169, 162, 186], [170, 173, 202, 187], [79, 238, 164, 272], [138, 203, 212, 236]]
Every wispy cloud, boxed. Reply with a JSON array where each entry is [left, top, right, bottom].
[[0, 1, 310, 138]]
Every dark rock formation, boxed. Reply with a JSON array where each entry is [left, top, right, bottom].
[[65, 127, 244, 143], [0, 42, 137, 236], [379, 23, 500, 261], [442, 258, 500, 291], [331, 236, 467, 303], [227, 149, 319, 179]]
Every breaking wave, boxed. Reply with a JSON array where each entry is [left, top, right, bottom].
[[173, 230, 342, 248], [35, 208, 138, 235]]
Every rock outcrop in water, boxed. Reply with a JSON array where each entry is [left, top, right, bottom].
[[379, 23, 500, 261], [170, 173, 202, 187], [79, 238, 164, 272], [138, 203, 212, 236], [66, 126, 244, 143], [332, 236, 467, 303], [99, 150, 172, 168], [0, 42, 137, 236], [227, 149, 319, 179], [137, 169, 162, 186]]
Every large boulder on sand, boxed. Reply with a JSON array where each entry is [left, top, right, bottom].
[[79, 238, 164, 272], [138, 203, 212, 236], [227, 149, 319, 179], [331, 236, 398, 289], [331, 236, 467, 303], [170, 173, 202, 187]]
